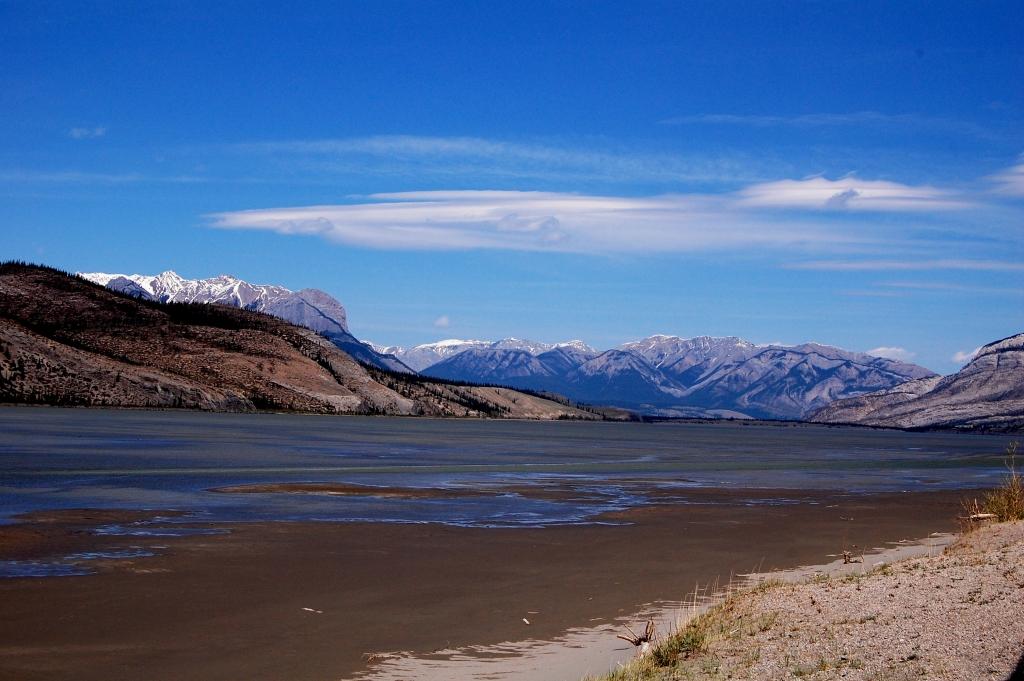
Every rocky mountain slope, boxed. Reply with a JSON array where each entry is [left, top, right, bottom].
[[619, 334, 756, 378], [810, 333, 1024, 431], [424, 346, 691, 411], [0, 264, 595, 420], [422, 334, 935, 419], [79, 270, 410, 373], [672, 342, 936, 419]]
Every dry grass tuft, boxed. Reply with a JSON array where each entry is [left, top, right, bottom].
[[982, 442, 1024, 522]]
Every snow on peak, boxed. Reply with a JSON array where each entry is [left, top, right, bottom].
[[77, 268, 348, 333], [430, 338, 486, 347], [553, 339, 596, 352]]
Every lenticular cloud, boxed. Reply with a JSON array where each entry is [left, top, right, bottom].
[[207, 177, 968, 254]]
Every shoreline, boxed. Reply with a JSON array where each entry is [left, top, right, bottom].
[[594, 520, 1024, 680], [0, 488, 972, 681], [348, 529, 958, 681], [3, 402, 1013, 434]]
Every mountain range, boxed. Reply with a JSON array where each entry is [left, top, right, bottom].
[[0, 264, 595, 420], [413, 334, 935, 419], [370, 338, 595, 372], [71, 266, 1019, 428], [810, 333, 1024, 431], [79, 270, 411, 373]]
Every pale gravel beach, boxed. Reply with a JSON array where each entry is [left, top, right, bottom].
[[603, 520, 1024, 681]]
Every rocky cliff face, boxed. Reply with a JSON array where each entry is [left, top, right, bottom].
[[810, 333, 1024, 431], [0, 264, 595, 420]]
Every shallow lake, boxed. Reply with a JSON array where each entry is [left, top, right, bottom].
[[0, 406, 1013, 529]]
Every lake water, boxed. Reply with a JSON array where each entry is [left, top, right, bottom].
[[0, 406, 1013, 532]]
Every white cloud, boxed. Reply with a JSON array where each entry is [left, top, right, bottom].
[[737, 176, 969, 211], [208, 190, 839, 253], [867, 346, 916, 362], [989, 161, 1024, 197], [208, 174, 968, 254], [433, 315, 451, 329], [68, 126, 107, 139], [952, 347, 982, 364]]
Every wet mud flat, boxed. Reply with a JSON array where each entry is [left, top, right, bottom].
[[0, 487, 969, 681]]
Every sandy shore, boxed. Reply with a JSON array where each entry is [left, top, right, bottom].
[[0, 488, 970, 681], [352, 532, 959, 681], [599, 520, 1024, 680]]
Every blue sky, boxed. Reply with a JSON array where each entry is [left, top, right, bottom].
[[2, 1, 1022, 373]]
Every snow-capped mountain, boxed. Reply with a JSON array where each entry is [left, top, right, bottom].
[[563, 350, 687, 407], [618, 334, 751, 368], [618, 335, 757, 381], [75, 271, 941, 420], [673, 342, 937, 419], [79, 270, 411, 373], [1, 263, 594, 420], [374, 340, 490, 372], [425, 349, 562, 387], [423, 346, 681, 406], [417, 334, 935, 419], [81, 270, 350, 334], [384, 338, 595, 372]]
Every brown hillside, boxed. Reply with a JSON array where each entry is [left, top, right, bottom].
[[0, 263, 595, 419]]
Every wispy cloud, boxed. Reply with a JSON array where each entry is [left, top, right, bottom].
[[68, 126, 107, 139], [867, 346, 916, 362], [659, 111, 999, 140], [0, 170, 141, 184], [838, 289, 908, 298], [952, 347, 982, 364], [880, 281, 1024, 295], [433, 315, 451, 329], [790, 259, 1024, 272], [0, 170, 211, 185], [989, 160, 1024, 196], [232, 134, 764, 185]]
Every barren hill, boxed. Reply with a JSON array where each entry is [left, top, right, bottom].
[[0, 263, 596, 420]]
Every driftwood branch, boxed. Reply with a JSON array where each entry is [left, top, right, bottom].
[[617, 619, 656, 656]]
